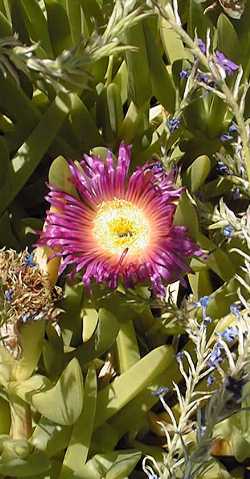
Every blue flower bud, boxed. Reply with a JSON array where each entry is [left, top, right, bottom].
[[24, 253, 36, 268], [152, 386, 169, 397], [166, 117, 181, 133], [219, 326, 238, 343], [216, 161, 230, 176], [220, 133, 234, 142], [199, 296, 210, 308], [228, 122, 238, 134], [223, 225, 234, 238], [179, 69, 190, 79], [208, 344, 222, 368], [230, 303, 241, 318], [4, 289, 13, 302], [207, 375, 214, 386]]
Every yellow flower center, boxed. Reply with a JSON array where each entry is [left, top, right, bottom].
[[93, 199, 151, 258]]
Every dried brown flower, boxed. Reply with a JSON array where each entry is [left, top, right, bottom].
[[0, 249, 62, 359]]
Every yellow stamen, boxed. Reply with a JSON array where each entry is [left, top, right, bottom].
[[93, 199, 150, 257]]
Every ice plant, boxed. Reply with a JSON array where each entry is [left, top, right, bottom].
[[38, 144, 202, 296]]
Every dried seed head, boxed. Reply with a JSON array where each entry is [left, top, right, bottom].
[[0, 248, 62, 359]]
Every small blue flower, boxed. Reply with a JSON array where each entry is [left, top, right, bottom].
[[166, 117, 181, 133], [176, 351, 184, 362], [208, 344, 222, 368], [197, 72, 216, 87], [220, 133, 234, 142], [197, 72, 210, 83], [215, 51, 239, 76], [24, 252, 36, 268], [4, 289, 13, 302], [199, 296, 210, 308], [179, 69, 190, 79], [228, 122, 238, 134], [223, 225, 234, 238], [230, 303, 241, 318], [219, 326, 238, 343], [152, 386, 169, 397], [198, 38, 206, 54], [195, 296, 211, 322], [207, 375, 214, 386], [149, 474, 159, 479], [216, 161, 230, 176]]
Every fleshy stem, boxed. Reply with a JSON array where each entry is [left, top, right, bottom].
[[9, 393, 32, 440], [151, 0, 250, 182]]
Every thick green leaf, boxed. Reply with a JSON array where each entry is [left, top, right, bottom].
[[119, 101, 148, 144], [0, 92, 71, 216], [174, 192, 200, 240], [0, 397, 11, 435], [60, 366, 97, 478], [0, 450, 50, 477], [188, 0, 213, 37], [184, 155, 211, 193], [217, 14, 240, 61], [94, 345, 174, 428], [75, 307, 120, 364], [144, 17, 175, 114], [124, 22, 152, 109], [105, 451, 141, 479], [69, 94, 102, 150], [13, 321, 45, 382], [0, 10, 11, 35], [66, 0, 81, 44], [49, 155, 77, 196], [21, 0, 53, 56], [32, 358, 84, 426], [106, 83, 124, 138], [108, 357, 178, 442], [13, 374, 50, 403], [78, 0, 103, 28], [31, 417, 71, 458], [45, 0, 72, 56], [197, 232, 236, 281], [60, 283, 84, 347], [7, 0, 29, 42], [113, 61, 128, 105], [0, 211, 20, 249], [77, 450, 141, 479], [116, 320, 140, 373], [160, 17, 188, 64], [0, 76, 39, 148], [205, 278, 238, 319], [82, 307, 98, 343], [188, 269, 214, 300], [91, 423, 118, 455]]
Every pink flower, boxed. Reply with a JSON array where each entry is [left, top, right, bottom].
[[38, 144, 202, 296]]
